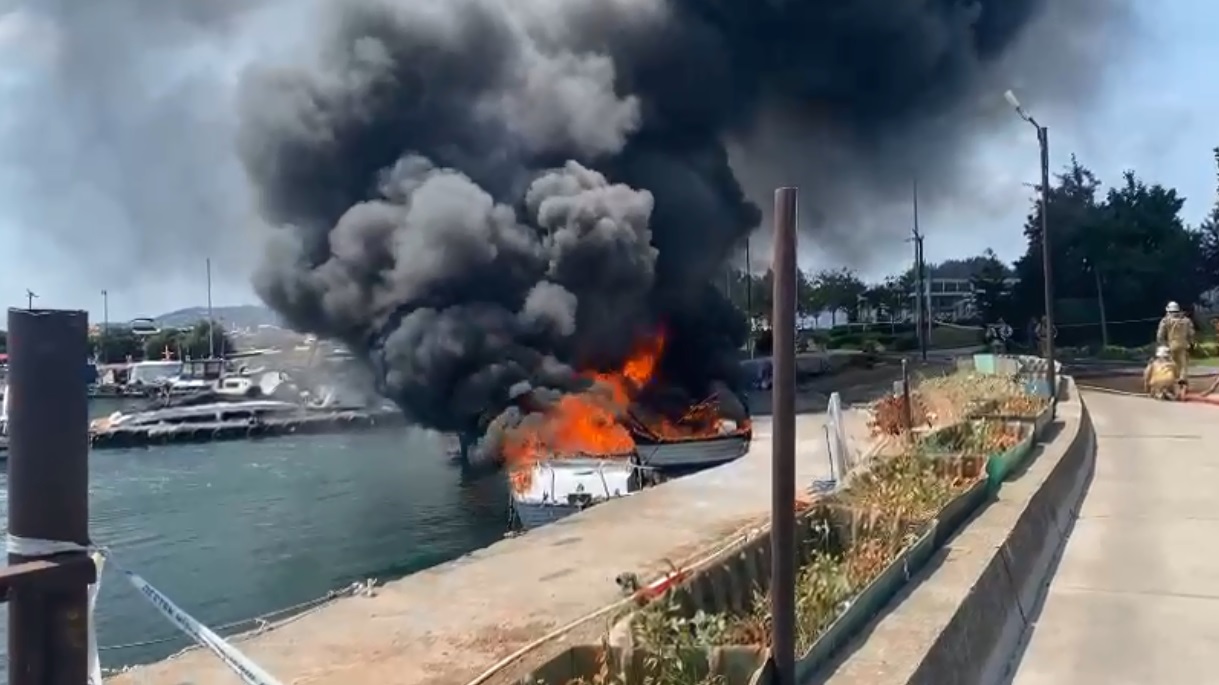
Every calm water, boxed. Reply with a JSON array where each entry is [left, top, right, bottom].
[[0, 399, 509, 671]]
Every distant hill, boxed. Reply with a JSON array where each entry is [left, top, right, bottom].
[[153, 305, 283, 330]]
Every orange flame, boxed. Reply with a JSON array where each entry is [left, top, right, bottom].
[[501, 328, 750, 493], [502, 331, 665, 492]]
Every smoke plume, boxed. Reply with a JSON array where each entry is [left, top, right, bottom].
[[236, 0, 1126, 437], [0, 0, 288, 285]]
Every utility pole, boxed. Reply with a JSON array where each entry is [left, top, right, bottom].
[[24, 290, 37, 310], [205, 258, 215, 359], [100, 289, 109, 364], [1005, 90, 1058, 408], [1084, 258, 1109, 348], [745, 236, 754, 358], [1094, 268, 1108, 348], [911, 179, 928, 361]]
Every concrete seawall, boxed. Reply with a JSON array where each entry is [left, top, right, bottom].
[[109, 406, 872, 685]]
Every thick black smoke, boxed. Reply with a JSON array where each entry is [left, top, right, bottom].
[[239, 0, 1127, 437]]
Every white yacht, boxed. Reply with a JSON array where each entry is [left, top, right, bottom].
[[509, 457, 639, 530], [90, 398, 305, 434]]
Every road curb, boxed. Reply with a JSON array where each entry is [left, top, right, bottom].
[[819, 378, 1095, 685]]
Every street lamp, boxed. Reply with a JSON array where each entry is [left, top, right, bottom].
[[100, 289, 109, 364], [1004, 89, 1057, 407]]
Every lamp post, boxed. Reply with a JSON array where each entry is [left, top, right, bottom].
[[100, 289, 109, 363], [1005, 89, 1057, 406], [746, 236, 754, 358]]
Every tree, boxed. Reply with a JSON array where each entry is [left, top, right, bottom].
[[1091, 172, 1201, 319], [1011, 156, 1104, 324], [797, 269, 828, 321], [1011, 156, 1204, 346], [815, 268, 867, 324], [0, 329, 6, 355], [862, 285, 886, 322], [1198, 147, 1219, 293], [141, 321, 234, 360], [877, 276, 908, 323], [969, 249, 1012, 323], [90, 327, 142, 363]]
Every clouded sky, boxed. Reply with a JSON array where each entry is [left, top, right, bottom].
[[0, 0, 1211, 323]]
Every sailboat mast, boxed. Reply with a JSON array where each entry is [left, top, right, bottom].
[[206, 258, 215, 359]]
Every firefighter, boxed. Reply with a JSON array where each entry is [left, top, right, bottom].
[[1145, 346, 1181, 400], [1156, 301, 1195, 390]]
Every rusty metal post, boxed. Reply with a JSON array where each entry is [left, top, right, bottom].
[[7, 308, 91, 685], [770, 188, 798, 685]]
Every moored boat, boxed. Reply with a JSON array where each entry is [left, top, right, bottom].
[[90, 398, 307, 434], [509, 456, 639, 530], [634, 429, 751, 471]]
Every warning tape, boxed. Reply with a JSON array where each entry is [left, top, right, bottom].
[[120, 563, 285, 685], [3, 534, 286, 685]]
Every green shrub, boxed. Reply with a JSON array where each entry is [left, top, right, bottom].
[[1097, 345, 1138, 361], [828, 333, 862, 349], [1192, 341, 1219, 358], [890, 334, 918, 352], [1054, 346, 1085, 359]]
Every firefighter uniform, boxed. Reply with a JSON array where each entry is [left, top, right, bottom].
[[1156, 302, 1194, 385], [1145, 348, 1179, 400]]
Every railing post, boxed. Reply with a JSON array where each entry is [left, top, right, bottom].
[[7, 308, 91, 685]]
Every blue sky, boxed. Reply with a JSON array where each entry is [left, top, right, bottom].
[[0, 1, 1211, 324]]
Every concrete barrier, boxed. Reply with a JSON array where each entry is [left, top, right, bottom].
[[816, 376, 1094, 685]]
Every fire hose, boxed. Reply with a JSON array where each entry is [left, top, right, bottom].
[[461, 522, 767, 685], [1078, 380, 1219, 405]]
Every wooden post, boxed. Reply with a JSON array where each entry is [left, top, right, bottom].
[[7, 308, 91, 685]]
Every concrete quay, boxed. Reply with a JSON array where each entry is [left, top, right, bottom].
[[1009, 391, 1219, 684], [109, 401, 873, 685]]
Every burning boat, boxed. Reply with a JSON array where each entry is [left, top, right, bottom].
[[493, 330, 750, 529], [625, 382, 752, 472], [508, 455, 641, 530]]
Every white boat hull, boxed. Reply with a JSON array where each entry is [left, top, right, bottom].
[[509, 458, 636, 531], [636, 434, 749, 470], [512, 501, 586, 529]]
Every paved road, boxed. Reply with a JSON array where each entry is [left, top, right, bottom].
[[1008, 390, 1219, 684]]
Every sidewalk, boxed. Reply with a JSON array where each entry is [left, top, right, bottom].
[[1008, 391, 1219, 684]]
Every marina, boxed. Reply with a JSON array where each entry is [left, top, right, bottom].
[[0, 416, 505, 675], [0, 304, 890, 683], [88, 398, 406, 449]]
